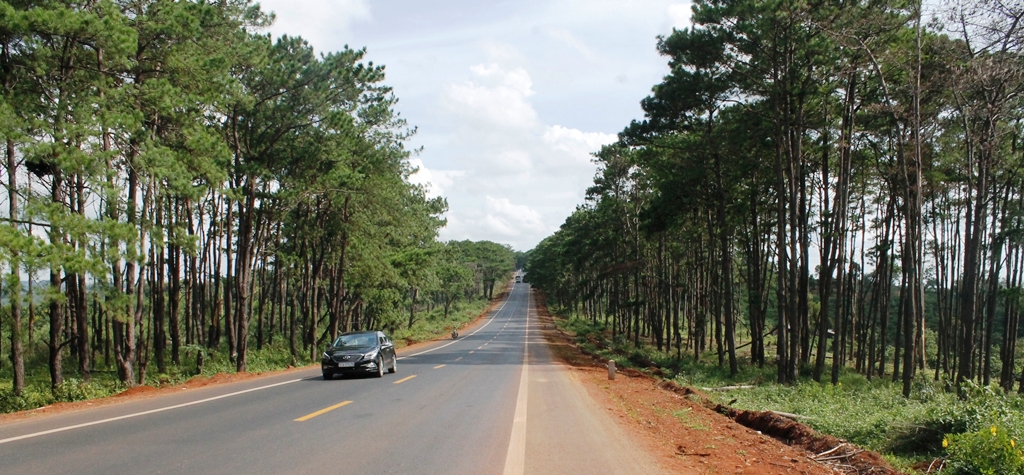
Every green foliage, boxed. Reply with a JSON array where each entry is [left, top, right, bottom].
[[51, 378, 111, 403], [925, 383, 1024, 439], [550, 309, 1024, 470], [700, 361, 1024, 466], [390, 296, 491, 344], [450, 240, 516, 299], [721, 375, 942, 451], [944, 425, 1024, 475], [0, 386, 53, 413], [0, 0, 475, 387], [0, 378, 122, 413], [198, 345, 297, 376]]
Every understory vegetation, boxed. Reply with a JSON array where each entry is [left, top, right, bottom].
[[553, 311, 1024, 473], [0, 1, 518, 407], [0, 295, 494, 414], [527, 0, 1024, 472]]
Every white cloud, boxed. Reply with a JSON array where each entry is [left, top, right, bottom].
[[544, 28, 597, 61], [480, 41, 529, 66], [443, 82, 537, 128], [543, 125, 617, 164], [432, 170, 466, 194], [260, 0, 372, 53], [668, 3, 693, 29], [443, 63, 539, 128], [483, 196, 547, 237], [482, 214, 519, 238], [469, 63, 535, 96], [433, 59, 619, 249], [258, 0, 688, 250], [494, 150, 534, 172], [407, 157, 464, 198]]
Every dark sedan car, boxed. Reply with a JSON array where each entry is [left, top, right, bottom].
[[321, 331, 397, 380]]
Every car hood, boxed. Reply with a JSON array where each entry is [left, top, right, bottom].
[[326, 347, 374, 357]]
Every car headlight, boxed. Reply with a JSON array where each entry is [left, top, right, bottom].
[[322, 352, 331, 360], [362, 350, 379, 361]]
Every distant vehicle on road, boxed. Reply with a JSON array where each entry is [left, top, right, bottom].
[[515, 275, 522, 283], [321, 331, 397, 380]]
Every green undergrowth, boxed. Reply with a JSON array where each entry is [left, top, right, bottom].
[[552, 311, 1024, 474], [0, 297, 493, 414], [390, 297, 493, 345], [0, 343, 306, 414]]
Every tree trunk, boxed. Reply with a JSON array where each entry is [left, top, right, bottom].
[[7, 136, 25, 395]]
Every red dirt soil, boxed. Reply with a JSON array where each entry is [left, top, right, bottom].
[[0, 288, 511, 426], [535, 292, 905, 475], [1, 284, 899, 475]]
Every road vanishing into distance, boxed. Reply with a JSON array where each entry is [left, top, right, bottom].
[[0, 283, 664, 475]]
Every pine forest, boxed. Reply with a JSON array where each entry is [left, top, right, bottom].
[[0, 0, 516, 407], [526, 0, 1024, 466]]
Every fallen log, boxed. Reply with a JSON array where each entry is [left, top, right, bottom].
[[700, 385, 756, 391], [770, 410, 813, 421]]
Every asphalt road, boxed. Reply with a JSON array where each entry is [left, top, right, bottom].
[[0, 283, 664, 474]]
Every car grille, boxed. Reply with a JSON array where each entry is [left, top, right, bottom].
[[331, 355, 354, 363]]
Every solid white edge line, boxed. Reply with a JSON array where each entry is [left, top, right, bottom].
[[502, 288, 530, 475], [2, 282, 527, 444], [398, 284, 516, 360], [0, 378, 302, 445]]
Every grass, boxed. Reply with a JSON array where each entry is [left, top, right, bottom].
[[0, 343, 305, 414], [672, 408, 710, 431], [551, 310, 1024, 473], [390, 297, 493, 345], [0, 296, 495, 414]]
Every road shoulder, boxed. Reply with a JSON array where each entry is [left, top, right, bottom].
[[533, 297, 837, 475], [0, 290, 515, 427]]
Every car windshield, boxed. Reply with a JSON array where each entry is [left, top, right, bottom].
[[332, 334, 376, 348]]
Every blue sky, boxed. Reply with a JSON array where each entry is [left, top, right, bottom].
[[257, 0, 693, 251]]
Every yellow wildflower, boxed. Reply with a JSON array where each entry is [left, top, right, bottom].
[[992, 426, 998, 436], [942, 437, 949, 448], [1013, 439, 1017, 448]]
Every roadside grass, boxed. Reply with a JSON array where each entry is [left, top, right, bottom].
[[0, 296, 495, 414], [551, 310, 1024, 472], [672, 408, 710, 431], [0, 343, 303, 414], [390, 297, 493, 345]]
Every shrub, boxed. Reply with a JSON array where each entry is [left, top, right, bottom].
[[52, 378, 90, 402], [943, 425, 1024, 475], [0, 387, 51, 413]]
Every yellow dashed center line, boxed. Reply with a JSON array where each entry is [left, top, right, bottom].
[[470, 350, 475, 354], [434, 364, 446, 369], [295, 400, 352, 422], [393, 375, 417, 384], [477, 346, 484, 350], [454, 357, 463, 361]]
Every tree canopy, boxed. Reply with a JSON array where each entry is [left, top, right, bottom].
[[527, 0, 1024, 398], [0, 0, 515, 396]]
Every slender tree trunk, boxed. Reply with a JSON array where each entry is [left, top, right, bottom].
[[48, 169, 65, 392], [7, 136, 24, 395], [75, 172, 89, 381]]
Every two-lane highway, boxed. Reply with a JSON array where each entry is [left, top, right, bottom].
[[0, 283, 666, 474]]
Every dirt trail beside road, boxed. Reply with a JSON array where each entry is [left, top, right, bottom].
[[1, 283, 902, 475], [534, 294, 902, 475]]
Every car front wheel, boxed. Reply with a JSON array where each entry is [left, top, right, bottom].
[[375, 356, 384, 378]]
